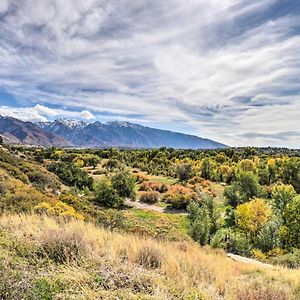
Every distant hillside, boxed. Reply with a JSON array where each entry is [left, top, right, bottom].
[[37, 119, 227, 149], [0, 116, 70, 147]]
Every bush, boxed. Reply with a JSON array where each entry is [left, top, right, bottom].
[[236, 284, 289, 300], [34, 201, 84, 220], [96, 210, 128, 231], [0, 182, 6, 196], [140, 191, 160, 204], [136, 245, 163, 269], [163, 185, 198, 209], [95, 179, 123, 208], [27, 170, 59, 191], [48, 162, 94, 190], [139, 181, 168, 193], [175, 163, 194, 181], [271, 249, 300, 269], [210, 228, 251, 256], [37, 230, 86, 264]]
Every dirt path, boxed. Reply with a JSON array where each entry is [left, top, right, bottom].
[[227, 253, 274, 269], [124, 199, 188, 215]]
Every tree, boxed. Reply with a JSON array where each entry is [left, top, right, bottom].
[[238, 171, 260, 201], [95, 179, 123, 208], [111, 170, 136, 199], [237, 198, 272, 241], [257, 220, 282, 252], [83, 155, 100, 169], [271, 184, 296, 213], [0, 135, 3, 145], [281, 158, 300, 193], [175, 163, 194, 181], [201, 159, 212, 180], [224, 171, 260, 206], [187, 202, 211, 246], [280, 196, 300, 249]]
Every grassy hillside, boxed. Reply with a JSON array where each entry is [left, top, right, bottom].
[[1, 145, 300, 299], [1, 214, 299, 300]]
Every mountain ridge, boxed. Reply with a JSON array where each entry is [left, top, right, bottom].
[[0, 116, 227, 149]]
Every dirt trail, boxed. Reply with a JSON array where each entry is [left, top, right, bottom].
[[124, 199, 188, 215], [227, 253, 275, 269]]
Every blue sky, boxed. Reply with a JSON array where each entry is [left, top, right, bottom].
[[0, 0, 300, 148]]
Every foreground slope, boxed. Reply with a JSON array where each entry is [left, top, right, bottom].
[[0, 214, 299, 300]]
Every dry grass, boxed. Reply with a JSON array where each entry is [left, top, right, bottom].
[[0, 214, 299, 299]]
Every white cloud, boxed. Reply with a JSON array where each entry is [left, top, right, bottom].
[[79, 110, 96, 120], [0, 105, 96, 122], [0, 0, 9, 14], [0, 0, 299, 147]]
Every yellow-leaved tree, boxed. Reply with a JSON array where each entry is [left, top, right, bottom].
[[237, 198, 272, 241]]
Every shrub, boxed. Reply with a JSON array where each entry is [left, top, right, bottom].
[[175, 163, 194, 181], [271, 249, 300, 269], [48, 162, 94, 190], [136, 245, 163, 269], [95, 179, 123, 208], [210, 228, 251, 256], [0, 182, 6, 196], [236, 283, 289, 300], [27, 170, 58, 191], [162, 185, 198, 209], [140, 191, 160, 204], [34, 201, 84, 220], [96, 210, 128, 231], [133, 173, 148, 184], [139, 181, 162, 192], [0, 191, 44, 213], [37, 230, 86, 264]]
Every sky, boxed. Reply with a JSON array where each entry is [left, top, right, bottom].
[[0, 0, 300, 148]]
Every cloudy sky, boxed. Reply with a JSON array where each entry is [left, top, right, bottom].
[[0, 0, 299, 148]]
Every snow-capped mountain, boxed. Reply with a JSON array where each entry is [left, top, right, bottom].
[[36, 119, 227, 149], [0, 116, 70, 147]]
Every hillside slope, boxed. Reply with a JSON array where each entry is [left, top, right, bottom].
[[0, 116, 70, 147], [0, 214, 299, 300]]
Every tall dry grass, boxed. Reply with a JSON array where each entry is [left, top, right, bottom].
[[0, 213, 299, 299]]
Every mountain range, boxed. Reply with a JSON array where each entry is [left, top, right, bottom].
[[0, 116, 227, 149]]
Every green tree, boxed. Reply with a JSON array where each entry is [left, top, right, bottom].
[[280, 196, 300, 249], [257, 220, 282, 252], [187, 202, 211, 246], [201, 159, 212, 180], [95, 179, 123, 208], [271, 183, 296, 213], [111, 170, 136, 199], [281, 158, 300, 193], [175, 163, 194, 181], [224, 171, 260, 206], [238, 171, 260, 200]]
